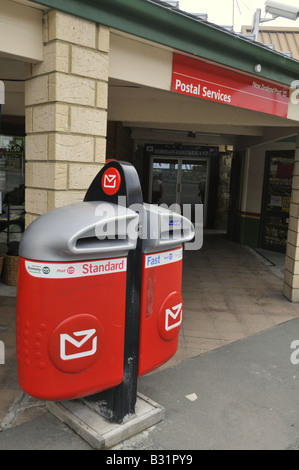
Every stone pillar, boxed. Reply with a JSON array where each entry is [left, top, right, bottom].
[[24, 10, 109, 226], [284, 132, 299, 302]]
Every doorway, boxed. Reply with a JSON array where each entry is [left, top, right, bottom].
[[149, 156, 210, 226]]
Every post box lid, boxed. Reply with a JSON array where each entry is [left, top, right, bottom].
[[19, 201, 139, 262], [140, 203, 195, 253]]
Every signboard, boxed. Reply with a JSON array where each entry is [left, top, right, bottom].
[[146, 144, 218, 157], [171, 53, 289, 117]]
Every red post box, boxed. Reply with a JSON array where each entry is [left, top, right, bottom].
[[138, 204, 194, 377], [16, 201, 138, 400]]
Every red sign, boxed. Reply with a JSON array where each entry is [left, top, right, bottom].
[[102, 167, 121, 196], [172, 53, 289, 117]]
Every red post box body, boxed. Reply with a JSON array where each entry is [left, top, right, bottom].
[[138, 246, 183, 377], [16, 200, 139, 401], [137, 204, 194, 377], [16, 256, 127, 400]]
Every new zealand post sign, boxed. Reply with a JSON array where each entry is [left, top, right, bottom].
[[172, 53, 289, 117]]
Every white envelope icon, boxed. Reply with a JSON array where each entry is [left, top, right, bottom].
[[104, 174, 117, 188], [60, 329, 97, 360], [165, 303, 182, 331]]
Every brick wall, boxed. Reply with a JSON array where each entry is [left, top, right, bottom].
[[24, 10, 109, 225]]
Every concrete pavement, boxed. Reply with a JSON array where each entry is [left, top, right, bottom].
[[136, 317, 299, 450], [1, 317, 299, 450]]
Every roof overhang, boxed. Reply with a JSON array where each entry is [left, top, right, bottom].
[[29, 0, 299, 87]]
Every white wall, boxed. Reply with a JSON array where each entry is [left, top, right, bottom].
[[0, 0, 43, 62]]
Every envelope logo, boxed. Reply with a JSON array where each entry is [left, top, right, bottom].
[[60, 328, 97, 361], [165, 303, 182, 331], [103, 174, 117, 188], [102, 168, 121, 195]]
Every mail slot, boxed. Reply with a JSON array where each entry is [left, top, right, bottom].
[[16, 201, 139, 400], [138, 204, 194, 376]]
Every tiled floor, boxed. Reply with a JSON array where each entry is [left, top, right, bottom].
[[1, 231, 299, 427], [162, 232, 299, 370]]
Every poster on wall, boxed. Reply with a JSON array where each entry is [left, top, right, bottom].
[[261, 151, 294, 252]]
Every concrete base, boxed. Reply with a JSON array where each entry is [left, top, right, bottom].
[[46, 392, 165, 449]]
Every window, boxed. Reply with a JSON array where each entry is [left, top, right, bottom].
[[0, 135, 25, 249]]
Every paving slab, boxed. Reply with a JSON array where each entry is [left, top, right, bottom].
[[46, 393, 165, 450]]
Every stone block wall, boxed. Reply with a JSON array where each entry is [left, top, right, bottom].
[[24, 10, 109, 225], [284, 133, 299, 302]]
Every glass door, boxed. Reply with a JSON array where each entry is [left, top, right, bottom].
[[180, 159, 209, 224], [0, 135, 25, 248], [149, 156, 209, 225], [150, 158, 179, 206]]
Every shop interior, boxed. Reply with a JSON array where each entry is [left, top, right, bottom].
[[0, 58, 25, 260]]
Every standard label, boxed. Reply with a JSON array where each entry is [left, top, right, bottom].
[[145, 247, 182, 269], [25, 257, 127, 279]]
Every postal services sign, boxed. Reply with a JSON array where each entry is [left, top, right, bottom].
[[171, 53, 289, 118]]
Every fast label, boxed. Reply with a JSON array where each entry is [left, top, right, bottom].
[[145, 247, 183, 269]]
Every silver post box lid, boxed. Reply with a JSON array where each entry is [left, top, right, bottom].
[[140, 203, 195, 253], [19, 201, 139, 262]]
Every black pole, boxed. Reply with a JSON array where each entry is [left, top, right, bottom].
[[84, 161, 143, 423]]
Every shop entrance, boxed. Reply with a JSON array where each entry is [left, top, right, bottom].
[[149, 156, 210, 226]]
